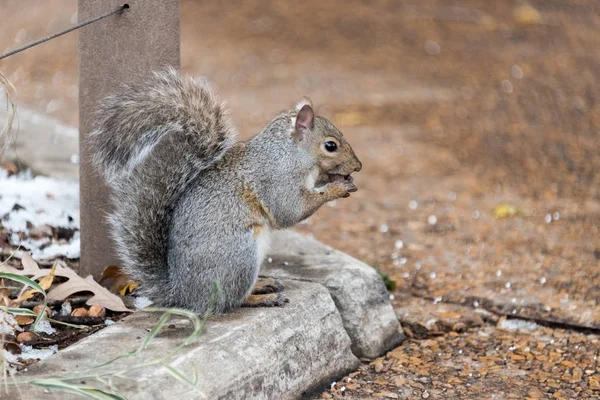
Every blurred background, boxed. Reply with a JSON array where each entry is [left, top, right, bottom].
[[0, 0, 600, 312], [1, 1, 600, 395]]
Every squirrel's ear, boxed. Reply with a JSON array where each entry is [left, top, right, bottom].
[[295, 96, 313, 111], [293, 97, 314, 141]]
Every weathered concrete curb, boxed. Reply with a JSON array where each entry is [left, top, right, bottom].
[[10, 280, 360, 399], [10, 232, 404, 399], [264, 230, 405, 360], [0, 98, 79, 179]]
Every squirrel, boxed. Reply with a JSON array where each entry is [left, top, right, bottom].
[[88, 68, 362, 315]]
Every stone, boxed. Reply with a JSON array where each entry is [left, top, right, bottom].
[[9, 280, 360, 399], [263, 230, 405, 360]]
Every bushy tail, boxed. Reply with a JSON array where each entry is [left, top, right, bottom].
[[87, 68, 237, 302]]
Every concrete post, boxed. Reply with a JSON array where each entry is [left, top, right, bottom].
[[78, 0, 180, 277]]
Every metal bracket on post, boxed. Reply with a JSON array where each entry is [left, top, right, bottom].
[[78, 0, 180, 277]]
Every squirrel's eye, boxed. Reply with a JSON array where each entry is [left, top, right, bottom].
[[324, 141, 338, 152]]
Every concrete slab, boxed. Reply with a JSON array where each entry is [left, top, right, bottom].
[[9, 280, 360, 399], [264, 230, 405, 360], [0, 98, 79, 179]]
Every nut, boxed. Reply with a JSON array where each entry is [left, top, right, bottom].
[[88, 305, 106, 318], [17, 331, 38, 343], [33, 304, 51, 318], [71, 307, 88, 317]]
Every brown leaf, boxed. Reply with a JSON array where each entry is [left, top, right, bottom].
[[119, 281, 140, 296], [19, 262, 57, 302], [0, 287, 14, 307], [0, 253, 132, 312], [99, 265, 138, 296], [98, 265, 123, 284], [48, 271, 132, 312]]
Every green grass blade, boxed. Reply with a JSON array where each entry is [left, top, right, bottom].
[[137, 311, 172, 353], [0, 306, 36, 316], [0, 272, 45, 294], [161, 363, 205, 396], [0, 272, 48, 330]]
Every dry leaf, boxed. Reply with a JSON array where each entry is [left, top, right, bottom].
[[0, 287, 14, 307], [99, 265, 139, 296], [493, 203, 523, 219], [119, 281, 140, 296], [48, 273, 131, 312], [0, 252, 132, 312], [98, 265, 124, 285], [20, 262, 57, 302]]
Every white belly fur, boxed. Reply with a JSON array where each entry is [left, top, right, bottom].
[[255, 225, 271, 265]]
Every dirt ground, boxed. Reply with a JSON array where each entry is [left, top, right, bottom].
[[1, 0, 599, 398]]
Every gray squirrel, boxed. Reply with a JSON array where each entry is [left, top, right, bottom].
[[88, 68, 362, 314]]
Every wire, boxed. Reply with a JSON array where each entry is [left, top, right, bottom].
[[0, 4, 130, 61]]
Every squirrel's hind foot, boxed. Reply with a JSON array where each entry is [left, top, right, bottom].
[[252, 277, 285, 294], [242, 292, 289, 308]]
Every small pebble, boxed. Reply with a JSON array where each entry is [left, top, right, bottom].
[[511, 65, 523, 79], [425, 40, 441, 55]]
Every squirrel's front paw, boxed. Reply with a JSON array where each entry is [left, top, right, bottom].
[[327, 175, 358, 199]]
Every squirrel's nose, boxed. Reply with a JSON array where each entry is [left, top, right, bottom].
[[354, 160, 362, 172]]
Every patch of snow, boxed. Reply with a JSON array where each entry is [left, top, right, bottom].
[[105, 319, 115, 326], [60, 301, 72, 316], [37, 233, 81, 260], [0, 311, 23, 335], [2, 350, 19, 364], [499, 318, 538, 331], [32, 319, 56, 335], [0, 170, 80, 260], [0, 173, 79, 230], [134, 296, 153, 310], [19, 344, 58, 361]]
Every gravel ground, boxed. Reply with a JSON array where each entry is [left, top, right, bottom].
[[2, 0, 600, 398]]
